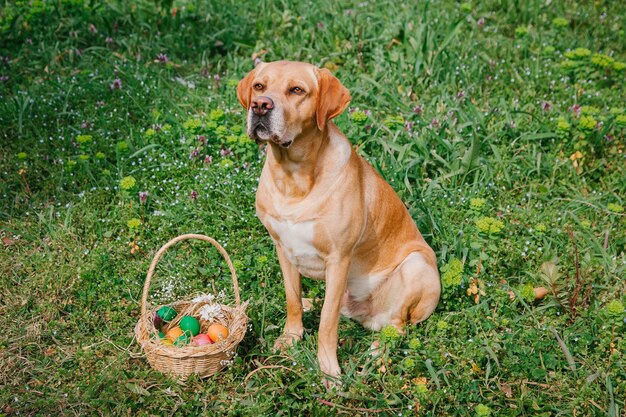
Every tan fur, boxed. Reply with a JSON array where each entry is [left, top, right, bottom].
[[238, 61, 441, 380]]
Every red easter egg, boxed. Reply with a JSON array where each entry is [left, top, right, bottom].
[[193, 333, 212, 346]]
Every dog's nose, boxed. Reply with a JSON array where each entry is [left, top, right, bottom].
[[251, 96, 274, 116]]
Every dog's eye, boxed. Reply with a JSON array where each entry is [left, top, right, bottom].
[[290, 86, 305, 94], [253, 83, 264, 91]]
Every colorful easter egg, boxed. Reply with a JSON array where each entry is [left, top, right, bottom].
[[157, 306, 177, 322], [165, 326, 183, 342], [193, 334, 212, 346], [152, 311, 163, 328], [174, 333, 191, 346], [179, 316, 201, 336], [207, 323, 229, 342]]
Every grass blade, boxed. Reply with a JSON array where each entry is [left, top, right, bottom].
[[424, 359, 441, 390], [549, 327, 576, 373]]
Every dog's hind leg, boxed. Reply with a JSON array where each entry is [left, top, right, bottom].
[[402, 252, 441, 325], [372, 251, 440, 330]]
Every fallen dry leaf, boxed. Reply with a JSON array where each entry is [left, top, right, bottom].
[[413, 377, 428, 385], [301, 298, 314, 312], [369, 340, 381, 357], [471, 362, 482, 374], [252, 50, 268, 62], [499, 382, 513, 398], [534, 286, 549, 300]]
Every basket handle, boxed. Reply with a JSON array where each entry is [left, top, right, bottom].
[[141, 234, 241, 316]]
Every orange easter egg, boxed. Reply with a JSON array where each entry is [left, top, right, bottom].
[[207, 323, 229, 342], [165, 326, 183, 342]]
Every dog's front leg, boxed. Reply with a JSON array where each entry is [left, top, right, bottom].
[[318, 257, 351, 383], [274, 244, 304, 351]]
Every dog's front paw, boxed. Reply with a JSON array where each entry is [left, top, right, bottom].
[[320, 365, 343, 390], [321, 372, 343, 390], [273, 331, 302, 352], [318, 353, 342, 390]]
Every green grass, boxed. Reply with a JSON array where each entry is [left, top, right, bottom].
[[1, 0, 625, 415]]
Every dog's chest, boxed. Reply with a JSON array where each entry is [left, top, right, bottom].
[[263, 214, 326, 279]]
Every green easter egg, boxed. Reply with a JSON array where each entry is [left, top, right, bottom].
[[180, 316, 201, 336], [158, 332, 165, 339], [174, 332, 191, 346], [157, 306, 177, 322]]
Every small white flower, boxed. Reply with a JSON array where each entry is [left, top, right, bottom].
[[199, 303, 224, 323], [192, 294, 215, 303]]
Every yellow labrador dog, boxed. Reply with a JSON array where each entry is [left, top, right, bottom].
[[237, 61, 440, 381]]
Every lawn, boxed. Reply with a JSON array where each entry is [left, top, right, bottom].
[[1, 0, 625, 415]]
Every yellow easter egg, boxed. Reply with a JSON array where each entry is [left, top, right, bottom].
[[165, 326, 183, 342]]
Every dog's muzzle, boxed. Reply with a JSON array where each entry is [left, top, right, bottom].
[[247, 96, 292, 148], [249, 117, 272, 141]]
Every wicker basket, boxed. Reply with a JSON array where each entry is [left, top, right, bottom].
[[134, 234, 248, 379]]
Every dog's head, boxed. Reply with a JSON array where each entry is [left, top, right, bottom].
[[237, 61, 351, 148]]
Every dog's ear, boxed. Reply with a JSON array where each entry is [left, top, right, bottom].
[[237, 68, 257, 109], [316, 68, 351, 131]]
